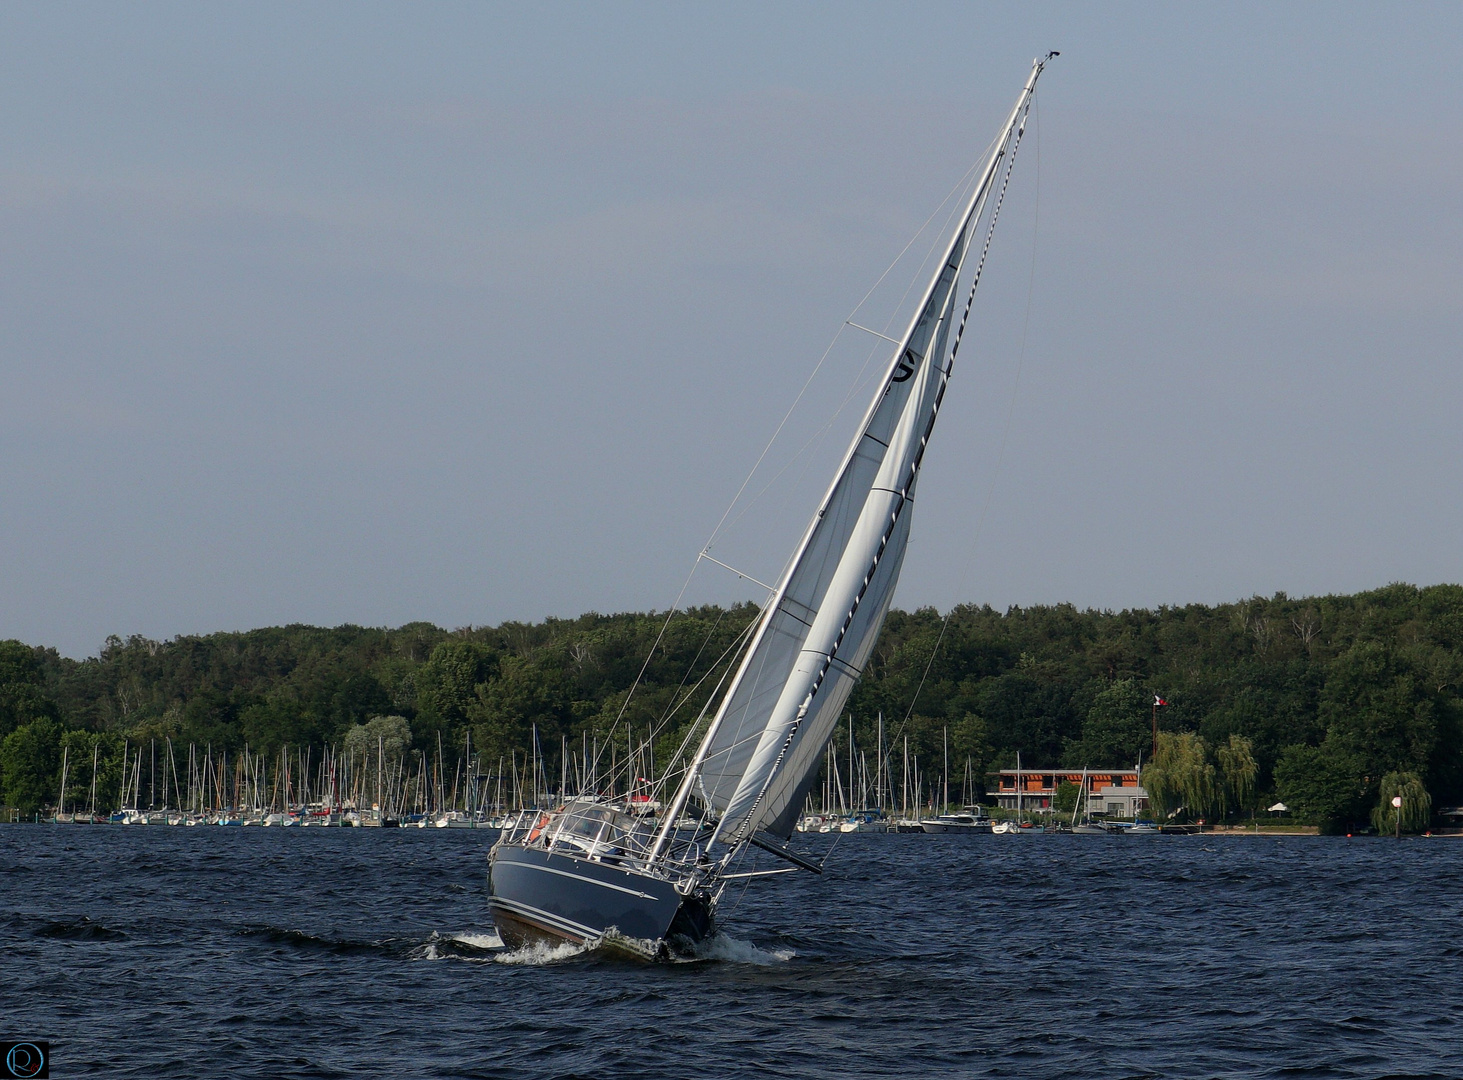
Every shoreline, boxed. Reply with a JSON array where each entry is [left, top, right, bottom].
[[1201, 826, 1463, 838]]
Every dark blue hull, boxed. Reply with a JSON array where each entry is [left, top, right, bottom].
[[488, 844, 713, 958]]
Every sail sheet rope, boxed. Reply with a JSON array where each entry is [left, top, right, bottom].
[[578, 606, 761, 802]]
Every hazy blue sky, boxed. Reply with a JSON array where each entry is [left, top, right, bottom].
[[3, 2, 1461, 658]]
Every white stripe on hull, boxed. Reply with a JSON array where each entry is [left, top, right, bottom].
[[512, 859, 661, 900], [489, 894, 600, 942]]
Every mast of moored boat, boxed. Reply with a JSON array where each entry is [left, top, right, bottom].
[[1016, 751, 1023, 826], [88, 743, 99, 821], [56, 744, 69, 821], [875, 712, 883, 814]]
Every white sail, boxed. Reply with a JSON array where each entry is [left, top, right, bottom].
[[710, 252, 965, 844], [655, 56, 1053, 853]]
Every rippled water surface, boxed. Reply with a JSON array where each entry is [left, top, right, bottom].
[[3, 826, 1461, 1078]]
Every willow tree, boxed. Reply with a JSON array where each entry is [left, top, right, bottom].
[[1215, 733, 1258, 819], [1144, 732, 1217, 821], [1370, 771, 1431, 835]]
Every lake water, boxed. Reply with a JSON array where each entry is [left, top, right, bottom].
[[2, 826, 1460, 1078]]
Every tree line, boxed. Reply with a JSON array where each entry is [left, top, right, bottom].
[[2, 582, 1460, 831]]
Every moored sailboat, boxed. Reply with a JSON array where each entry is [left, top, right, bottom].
[[488, 54, 1058, 958]]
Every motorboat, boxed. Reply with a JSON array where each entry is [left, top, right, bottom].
[[920, 812, 993, 833]]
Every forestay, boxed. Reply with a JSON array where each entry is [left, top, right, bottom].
[[664, 57, 1052, 851]]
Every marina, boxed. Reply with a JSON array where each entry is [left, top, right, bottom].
[[45, 735, 539, 829], [31, 727, 1249, 838]]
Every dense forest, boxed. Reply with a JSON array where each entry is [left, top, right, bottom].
[[3, 582, 1461, 830]]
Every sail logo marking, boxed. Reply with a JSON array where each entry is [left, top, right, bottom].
[[891, 349, 919, 383]]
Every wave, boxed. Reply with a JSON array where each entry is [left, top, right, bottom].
[[236, 924, 515, 963], [687, 933, 795, 965], [412, 929, 504, 961], [26, 915, 127, 942], [446, 930, 502, 950], [233, 921, 790, 968], [494, 938, 590, 966], [485, 929, 795, 966], [235, 924, 404, 957], [490, 928, 660, 965]]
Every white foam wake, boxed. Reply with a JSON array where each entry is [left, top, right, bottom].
[[448, 930, 503, 950], [411, 929, 504, 961], [415, 927, 791, 966], [494, 938, 589, 966], [691, 933, 795, 965]]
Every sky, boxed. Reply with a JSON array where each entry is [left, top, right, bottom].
[[2, 2, 1461, 659]]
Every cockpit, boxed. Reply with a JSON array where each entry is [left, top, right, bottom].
[[525, 803, 655, 863]]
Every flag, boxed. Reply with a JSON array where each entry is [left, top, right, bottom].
[[1153, 695, 1167, 706]]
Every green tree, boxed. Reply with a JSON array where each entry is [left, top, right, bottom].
[[1370, 771, 1431, 835], [58, 730, 125, 815], [1273, 742, 1368, 829], [180, 690, 242, 750], [342, 715, 413, 764], [1063, 679, 1150, 767], [2, 583, 1463, 819], [1215, 733, 1258, 818], [469, 656, 572, 764], [0, 717, 64, 814], [948, 711, 992, 779], [1052, 781, 1081, 816], [974, 672, 1080, 767], [0, 639, 59, 740], [1319, 643, 1436, 774], [1143, 731, 1217, 821], [414, 640, 498, 739]]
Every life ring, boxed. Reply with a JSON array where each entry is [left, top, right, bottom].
[[526, 813, 551, 843]]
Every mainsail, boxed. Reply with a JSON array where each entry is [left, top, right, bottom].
[[658, 56, 1054, 853]]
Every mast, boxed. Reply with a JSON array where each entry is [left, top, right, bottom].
[[650, 55, 1054, 862], [712, 56, 1048, 848], [118, 739, 129, 813], [902, 736, 909, 819], [876, 712, 883, 813]]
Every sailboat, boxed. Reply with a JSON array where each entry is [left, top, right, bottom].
[[487, 54, 1058, 958], [53, 745, 73, 824], [1071, 765, 1110, 834]]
